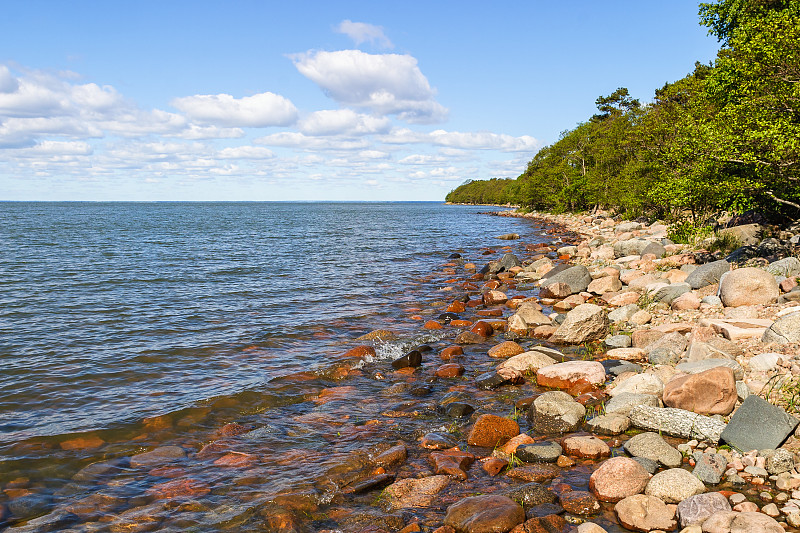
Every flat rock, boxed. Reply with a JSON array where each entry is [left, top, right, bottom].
[[719, 267, 779, 307], [506, 464, 560, 483], [700, 318, 773, 341], [628, 405, 726, 443], [589, 457, 652, 502], [662, 366, 737, 415], [604, 334, 633, 349], [536, 360, 606, 390], [615, 494, 677, 532], [609, 373, 663, 397], [129, 446, 187, 469], [467, 414, 520, 448], [527, 391, 586, 434], [548, 304, 609, 345], [720, 395, 799, 452], [623, 432, 682, 468], [586, 413, 630, 435], [382, 475, 450, 510], [700, 510, 783, 533], [676, 492, 731, 528], [444, 495, 525, 533], [503, 483, 557, 507], [676, 358, 744, 380], [497, 351, 558, 375], [645, 468, 705, 503], [561, 435, 611, 459], [606, 348, 646, 362]]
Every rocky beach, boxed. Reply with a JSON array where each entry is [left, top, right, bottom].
[[2, 207, 800, 533]]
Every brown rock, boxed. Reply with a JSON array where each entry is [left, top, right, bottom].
[[456, 331, 486, 344], [430, 450, 476, 480], [700, 511, 783, 533], [662, 366, 737, 415], [477, 308, 504, 317], [448, 301, 467, 313], [213, 452, 258, 468], [375, 445, 408, 468], [501, 433, 536, 455], [631, 329, 666, 349], [482, 457, 508, 476], [559, 491, 601, 515], [488, 341, 525, 358], [548, 304, 609, 345], [606, 348, 647, 361], [383, 475, 450, 509], [60, 436, 105, 450], [589, 457, 652, 502], [561, 436, 611, 459], [436, 363, 465, 378], [341, 345, 377, 359], [445, 495, 525, 533], [614, 494, 677, 532], [588, 276, 622, 295], [607, 291, 641, 307], [671, 292, 701, 310], [533, 325, 558, 338], [424, 320, 443, 330], [357, 329, 396, 341], [470, 321, 494, 337], [467, 414, 520, 448], [484, 290, 509, 306], [440, 346, 464, 360], [145, 478, 211, 500], [450, 319, 473, 327]]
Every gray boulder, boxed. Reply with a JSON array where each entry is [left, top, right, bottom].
[[685, 259, 730, 289], [692, 453, 728, 484], [542, 265, 592, 294], [767, 257, 800, 277], [527, 391, 585, 434], [652, 283, 691, 304], [629, 405, 726, 443], [762, 311, 800, 344], [641, 241, 667, 258], [676, 492, 731, 528], [624, 432, 682, 468], [608, 304, 640, 323], [720, 395, 799, 451]]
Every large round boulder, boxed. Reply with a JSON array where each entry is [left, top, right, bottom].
[[719, 267, 779, 307]]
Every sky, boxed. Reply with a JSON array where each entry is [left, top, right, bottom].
[[0, 1, 723, 201]]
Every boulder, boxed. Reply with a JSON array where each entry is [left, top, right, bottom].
[[652, 283, 691, 304], [562, 435, 611, 459], [589, 457, 652, 502], [527, 391, 586, 434], [608, 304, 640, 323], [662, 366, 737, 415], [559, 491, 601, 516], [549, 304, 609, 345], [767, 256, 800, 276], [623, 432, 682, 468], [503, 483, 557, 507], [588, 276, 622, 295], [444, 495, 525, 533], [718, 267, 779, 307], [645, 468, 705, 503], [762, 311, 800, 344], [542, 265, 592, 294], [676, 492, 731, 528], [676, 359, 744, 381], [606, 348, 646, 362], [628, 405, 726, 443], [615, 494, 677, 532], [516, 441, 563, 463], [720, 395, 799, 451], [685, 260, 730, 290], [586, 413, 631, 435], [382, 475, 450, 509], [497, 350, 558, 375], [609, 373, 664, 397]]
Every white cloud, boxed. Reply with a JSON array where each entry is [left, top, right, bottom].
[[216, 146, 274, 159], [291, 50, 447, 124], [297, 109, 390, 136], [171, 124, 245, 140], [335, 20, 393, 48], [11, 140, 93, 157], [380, 128, 539, 152], [170, 92, 298, 127], [254, 131, 369, 151]]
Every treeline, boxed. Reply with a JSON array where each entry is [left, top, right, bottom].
[[446, 0, 800, 224]]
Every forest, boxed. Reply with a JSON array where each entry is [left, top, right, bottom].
[[446, 0, 800, 228]]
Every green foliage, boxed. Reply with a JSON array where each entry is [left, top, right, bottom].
[[708, 232, 742, 253], [446, 0, 800, 223]]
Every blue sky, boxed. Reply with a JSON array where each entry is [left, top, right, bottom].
[[0, 1, 721, 201]]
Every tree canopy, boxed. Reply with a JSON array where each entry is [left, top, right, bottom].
[[446, 0, 800, 223]]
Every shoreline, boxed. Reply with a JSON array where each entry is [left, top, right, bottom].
[[2, 208, 800, 532]]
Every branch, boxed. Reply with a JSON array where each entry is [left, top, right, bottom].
[[766, 190, 800, 210]]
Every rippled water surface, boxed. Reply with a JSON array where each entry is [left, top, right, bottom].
[[0, 202, 537, 442]]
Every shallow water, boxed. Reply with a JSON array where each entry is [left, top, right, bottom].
[[0, 201, 573, 531]]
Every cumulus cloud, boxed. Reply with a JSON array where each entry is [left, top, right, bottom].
[[291, 50, 447, 123], [380, 128, 539, 152], [171, 92, 298, 127], [216, 146, 275, 159], [11, 140, 93, 157], [297, 109, 391, 136], [255, 131, 369, 151], [0, 66, 20, 93], [335, 20, 393, 48]]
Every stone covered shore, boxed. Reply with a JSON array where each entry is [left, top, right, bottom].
[[360, 210, 800, 533]]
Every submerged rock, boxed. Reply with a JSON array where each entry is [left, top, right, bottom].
[[445, 495, 524, 533]]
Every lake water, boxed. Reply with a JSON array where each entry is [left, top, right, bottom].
[[0, 202, 580, 532]]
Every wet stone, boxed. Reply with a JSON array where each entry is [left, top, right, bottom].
[[375, 444, 407, 468], [129, 446, 187, 469], [482, 457, 509, 476], [558, 491, 600, 515], [467, 414, 520, 448], [6, 493, 53, 520], [343, 473, 395, 494], [475, 371, 511, 390], [506, 464, 561, 483], [445, 495, 524, 533], [525, 503, 564, 519], [516, 441, 562, 463], [421, 432, 458, 450], [430, 450, 476, 480], [391, 350, 422, 370], [444, 402, 475, 418], [382, 475, 450, 510], [504, 483, 557, 507]]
